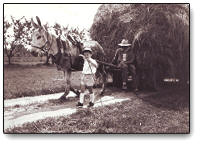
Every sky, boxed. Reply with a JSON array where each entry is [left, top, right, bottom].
[[4, 4, 101, 30]]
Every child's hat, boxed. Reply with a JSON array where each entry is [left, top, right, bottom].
[[82, 47, 92, 54]]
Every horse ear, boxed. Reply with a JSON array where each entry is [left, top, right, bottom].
[[36, 16, 42, 27], [44, 24, 48, 31], [31, 18, 38, 28]]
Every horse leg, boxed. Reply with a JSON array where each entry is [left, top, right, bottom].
[[59, 70, 71, 100], [70, 87, 80, 97]]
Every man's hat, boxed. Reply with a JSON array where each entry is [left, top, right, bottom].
[[82, 47, 92, 54], [118, 39, 131, 46]]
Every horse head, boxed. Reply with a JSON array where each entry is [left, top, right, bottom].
[[30, 16, 56, 57]]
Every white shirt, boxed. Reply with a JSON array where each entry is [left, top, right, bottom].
[[82, 58, 98, 74]]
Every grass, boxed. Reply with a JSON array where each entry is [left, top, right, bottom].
[[4, 62, 189, 133], [5, 88, 189, 133], [4, 64, 81, 99], [4, 56, 47, 64]]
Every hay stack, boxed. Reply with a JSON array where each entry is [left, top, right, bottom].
[[90, 4, 189, 89]]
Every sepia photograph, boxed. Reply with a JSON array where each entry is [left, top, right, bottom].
[[3, 3, 190, 134]]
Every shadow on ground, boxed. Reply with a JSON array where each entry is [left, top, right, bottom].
[[137, 87, 189, 111]]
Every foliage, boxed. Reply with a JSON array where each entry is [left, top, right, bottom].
[[4, 16, 33, 64], [90, 4, 189, 89], [13, 45, 32, 57]]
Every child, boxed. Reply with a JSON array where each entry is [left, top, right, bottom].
[[76, 47, 98, 108]]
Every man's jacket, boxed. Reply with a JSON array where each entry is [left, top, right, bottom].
[[112, 47, 135, 65]]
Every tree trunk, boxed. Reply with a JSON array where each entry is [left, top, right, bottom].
[[8, 56, 11, 65], [7, 50, 13, 65]]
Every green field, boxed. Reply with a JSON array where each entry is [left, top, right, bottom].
[[4, 64, 81, 99]]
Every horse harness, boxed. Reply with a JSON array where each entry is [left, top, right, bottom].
[[51, 37, 73, 71]]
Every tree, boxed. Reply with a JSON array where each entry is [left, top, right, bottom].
[[4, 16, 32, 64]]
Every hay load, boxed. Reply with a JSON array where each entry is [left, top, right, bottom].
[[90, 4, 189, 90]]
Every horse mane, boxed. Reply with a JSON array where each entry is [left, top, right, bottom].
[[67, 34, 83, 53], [61, 40, 67, 51], [56, 38, 62, 53]]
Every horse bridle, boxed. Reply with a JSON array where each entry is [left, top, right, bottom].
[[31, 31, 53, 53]]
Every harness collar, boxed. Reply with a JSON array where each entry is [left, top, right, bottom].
[[50, 37, 73, 70]]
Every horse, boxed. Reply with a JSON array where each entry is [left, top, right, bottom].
[[30, 16, 107, 100]]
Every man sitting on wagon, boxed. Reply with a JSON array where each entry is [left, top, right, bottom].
[[112, 39, 138, 91]]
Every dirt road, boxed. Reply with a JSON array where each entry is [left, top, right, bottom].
[[4, 89, 132, 130]]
